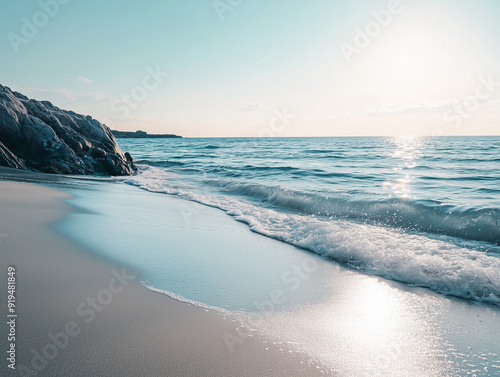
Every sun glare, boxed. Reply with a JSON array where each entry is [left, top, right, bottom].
[[350, 9, 481, 105], [386, 47, 422, 81]]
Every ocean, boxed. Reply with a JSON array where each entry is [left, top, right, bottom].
[[45, 135, 500, 375], [106, 136, 500, 307]]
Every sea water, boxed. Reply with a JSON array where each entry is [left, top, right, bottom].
[[115, 136, 500, 306], [53, 136, 500, 309], [50, 135, 500, 376]]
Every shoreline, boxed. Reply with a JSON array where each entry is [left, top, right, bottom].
[[1, 167, 500, 376], [0, 172, 325, 376]]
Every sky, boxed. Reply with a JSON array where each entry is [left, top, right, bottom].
[[1, 0, 500, 137]]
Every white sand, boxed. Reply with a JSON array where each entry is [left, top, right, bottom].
[[1, 166, 500, 377], [0, 174, 325, 376]]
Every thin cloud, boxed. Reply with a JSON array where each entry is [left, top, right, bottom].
[[88, 92, 106, 101], [77, 76, 92, 84], [352, 99, 500, 118], [20, 87, 111, 107]]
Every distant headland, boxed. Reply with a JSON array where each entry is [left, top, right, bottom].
[[112, 130, 182, 139]]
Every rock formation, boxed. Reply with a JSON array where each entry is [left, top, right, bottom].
[[0, 84, 136, 175], [111, 130, 181, 138]]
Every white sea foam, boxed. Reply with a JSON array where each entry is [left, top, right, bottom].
[[144, 285, 233, 314], [126, 166, 500, 306]]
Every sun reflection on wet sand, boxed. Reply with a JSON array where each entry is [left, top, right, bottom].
[[252, 268, 454, 377]]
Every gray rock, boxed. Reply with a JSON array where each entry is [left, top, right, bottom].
[[0, 140, 26, 169], [0, 84, 136, 175]]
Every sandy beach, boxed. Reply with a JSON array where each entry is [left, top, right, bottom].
[[2, 0, 500, 375], [0, 169, 325, 377], [1, 166, 500, 377]]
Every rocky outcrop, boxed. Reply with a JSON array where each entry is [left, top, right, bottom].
[[0, 84, 136, 175], [112, 130, 182, 138]]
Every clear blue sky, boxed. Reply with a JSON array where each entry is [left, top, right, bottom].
[[1, 0, 500, 137]]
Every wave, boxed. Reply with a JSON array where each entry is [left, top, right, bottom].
[[130, 165, 500, 244], [135, 159, 186, 168], [237, 208, 500, 306], [201, 144, 234, 149], [123, 167, 500, 306], [234, 165, 380, 180], [204, 180, 500, 245], [302, 149, 345, 155]]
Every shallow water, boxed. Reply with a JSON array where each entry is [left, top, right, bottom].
[[115, 136, 500, 305], [56, 182, 333, 311]]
